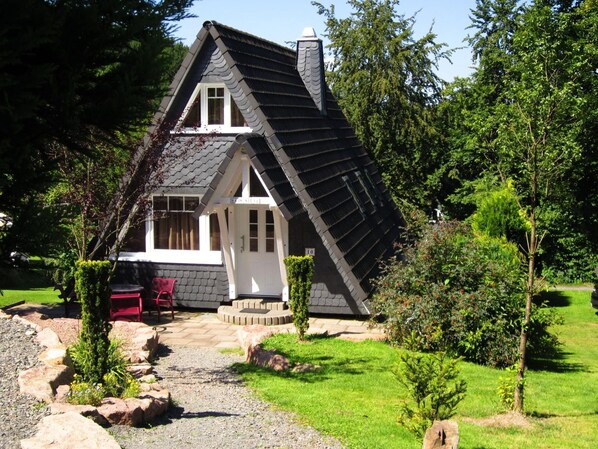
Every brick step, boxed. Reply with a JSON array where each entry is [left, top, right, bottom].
[[230, 298, 287, 311], [217, 305, 293, 326]]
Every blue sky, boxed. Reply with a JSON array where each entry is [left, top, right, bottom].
[[173, 0, 478, 81]]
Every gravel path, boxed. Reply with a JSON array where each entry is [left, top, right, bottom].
[[110, 345, 344, 449], [0, 317, 49, 449], [1, 312, 343, 449]]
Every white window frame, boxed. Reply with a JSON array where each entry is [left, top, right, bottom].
[[118, 194, 223, 265], [176, 83, 251, 134]]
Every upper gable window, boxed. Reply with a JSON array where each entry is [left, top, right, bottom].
[[179, 84, 249, 133]]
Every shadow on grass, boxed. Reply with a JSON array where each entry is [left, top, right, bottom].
[[529, 409, 598, 419], [537, 290, 570, 308], [528, 349, 587, 373]]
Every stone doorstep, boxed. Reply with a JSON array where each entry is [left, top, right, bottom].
[[230, 298, 287, 311], [217, 305, 293, 326]]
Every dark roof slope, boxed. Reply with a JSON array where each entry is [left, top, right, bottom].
[[160, 135, 235, 195], [172, 21, 404, 301]]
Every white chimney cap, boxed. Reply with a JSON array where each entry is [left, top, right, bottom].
[[300, 27, 318, 39]]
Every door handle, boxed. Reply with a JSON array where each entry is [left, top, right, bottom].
[[240, 235, 245, 252]]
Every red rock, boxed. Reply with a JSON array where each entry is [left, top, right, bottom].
[[20, 412, 120, 449]]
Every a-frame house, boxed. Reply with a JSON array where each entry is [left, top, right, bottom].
[[117, 21, 404, 316]]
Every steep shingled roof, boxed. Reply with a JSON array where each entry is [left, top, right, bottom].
[[162, 21, 404, 302]]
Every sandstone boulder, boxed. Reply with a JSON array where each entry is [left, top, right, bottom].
[[237, 324, 274, 360], [96, 397, 144, 426], [39, 346, 71, 367], [18, 365, 74, 403], [20, 412, 120, 449], [35, 328, 62, 348], [49, 403, 110, 427], [248, 346, 290, 372]]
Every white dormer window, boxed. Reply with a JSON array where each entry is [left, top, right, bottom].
[[179, 84, 249, 133]]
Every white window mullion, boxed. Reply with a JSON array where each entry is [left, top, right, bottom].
[[199, 215, 210, 252]]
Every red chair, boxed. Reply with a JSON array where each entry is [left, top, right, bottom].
[[150, 277, 176, 321]]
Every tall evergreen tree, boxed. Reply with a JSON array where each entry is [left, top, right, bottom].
[[314, 0, 451, 215], [0, 0, 192, 257]]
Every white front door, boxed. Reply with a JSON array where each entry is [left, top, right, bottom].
[[236, 205, 283, 297]]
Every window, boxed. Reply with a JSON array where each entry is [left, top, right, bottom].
[[180, 84, 248, 131], [207, 87, 224, 124], [342, 175, 366, 215], [153, 196, 199, 250]]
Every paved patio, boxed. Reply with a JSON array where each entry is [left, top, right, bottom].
[[5, 303, 385, 349], [145, 310, 385, 349]]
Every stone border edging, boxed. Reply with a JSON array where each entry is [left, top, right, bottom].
[[0, 310, 172, 449]]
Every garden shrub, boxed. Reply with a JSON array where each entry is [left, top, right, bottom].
[[372, 221, 561, 367], [471, 181, 529, 247], [74, 260, 112, 383], [394, 351, 467, 437], [284, 255, 314, 341]]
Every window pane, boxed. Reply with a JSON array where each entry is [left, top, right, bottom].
[[208, 87, 224, 125], [249, 209, 258, 252], [231, 98, 246, 127], [185, 197, 199, 211], [169, 196, 184, 211], [265, 210, 274, 253], [183, 92, 201, 127], [210, 213, 221, 251], [153, 196, 167, 211]]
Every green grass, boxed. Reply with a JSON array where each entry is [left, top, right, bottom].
[[0, 288, 62, 308], [0, 263, 61, 308], [237, 290, 598, 449]]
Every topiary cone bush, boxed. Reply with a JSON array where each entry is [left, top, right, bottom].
[[74, 260, 112, 384], [284, 255, 314, 341]]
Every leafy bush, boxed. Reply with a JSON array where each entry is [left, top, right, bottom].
[[284, 255, 314, 341], [372, 221, 561, 367], [394, 351, 467, 437]]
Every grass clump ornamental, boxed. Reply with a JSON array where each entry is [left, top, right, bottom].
[[284, 255, 314, 341]]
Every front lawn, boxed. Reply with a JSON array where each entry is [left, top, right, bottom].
[[0, 262, 60, 308], [237, 290, 598, 449]]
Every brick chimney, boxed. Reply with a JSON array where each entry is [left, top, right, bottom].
[[296, 27, 327, 116]]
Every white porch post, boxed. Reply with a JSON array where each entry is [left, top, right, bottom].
[[216, 205, 236, 299], [271, 206, 289, 301]]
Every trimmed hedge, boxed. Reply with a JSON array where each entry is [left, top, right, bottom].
[[74, 260, 112, 383], [284, 255, 314, 341]]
